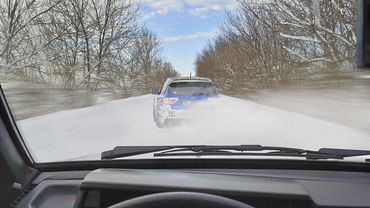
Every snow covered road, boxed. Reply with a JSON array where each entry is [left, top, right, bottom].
[[18, 95, 370, 162]]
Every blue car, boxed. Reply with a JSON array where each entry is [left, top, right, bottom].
[[153, 77, 219, 127]]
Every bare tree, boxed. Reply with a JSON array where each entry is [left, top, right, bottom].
[[0, 0, 61, 79], [130, 28, 163, 92], [274, 0, 357, 70], [0, 0, 180, 97], [38, 0, 140, 90], [195, 0, 357, 94]]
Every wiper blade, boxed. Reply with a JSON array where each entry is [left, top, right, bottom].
[[153, 145, 344, 160], [101, 145, 368, 160], [101, 145, 272, 159]]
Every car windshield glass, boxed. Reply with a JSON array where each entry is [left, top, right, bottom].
[[1, 0, 370, 163], [167, 82, 217, 96]]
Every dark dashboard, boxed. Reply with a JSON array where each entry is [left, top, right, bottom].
[[14, 168, 370, 208]]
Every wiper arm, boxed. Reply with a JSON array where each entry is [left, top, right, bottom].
[[101, 145, 369, 160], [102, 146, 175, 159]]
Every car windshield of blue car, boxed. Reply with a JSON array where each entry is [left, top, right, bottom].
[[1, 0, 370, 163]]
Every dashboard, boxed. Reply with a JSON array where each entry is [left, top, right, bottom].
[[14, 168, 370, 208]]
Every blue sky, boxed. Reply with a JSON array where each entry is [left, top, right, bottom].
[[139, 0, 238, 75]]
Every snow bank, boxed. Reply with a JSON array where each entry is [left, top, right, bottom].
[[18, 95, 370, 162]]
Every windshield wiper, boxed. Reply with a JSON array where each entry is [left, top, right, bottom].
[[101, 145, 370, 160]]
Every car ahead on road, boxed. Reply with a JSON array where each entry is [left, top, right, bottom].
[[153, 77, 219, 127]]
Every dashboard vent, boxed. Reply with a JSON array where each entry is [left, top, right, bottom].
[[83, 190, 101, 208], [10, 184, 36, 208]]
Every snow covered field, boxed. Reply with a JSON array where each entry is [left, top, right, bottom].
[[18, 95, 370, 162]]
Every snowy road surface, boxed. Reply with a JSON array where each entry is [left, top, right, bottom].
[[18, 95, 370, 162]]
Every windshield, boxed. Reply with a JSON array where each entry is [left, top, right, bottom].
[[167, 82, 218, 96], [1, 0, 370, 163]]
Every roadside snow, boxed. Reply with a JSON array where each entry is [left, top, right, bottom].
[[18, 95, 370, 162]]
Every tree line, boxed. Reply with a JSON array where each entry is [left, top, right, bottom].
[[195, 0, 357, 95], [0, 0, 179, 96]]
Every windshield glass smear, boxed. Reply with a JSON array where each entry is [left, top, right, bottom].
[[1, 0, 370, 163]]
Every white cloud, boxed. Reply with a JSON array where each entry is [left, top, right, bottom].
[[139, 0, 238, 19], [188, 3, 231, 17], [139, 0, 184, 16], [211, 4, 222, 11], [189, 7, 209, 17], [142, 11, 157, 21], [163, 31, 216, 43]]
